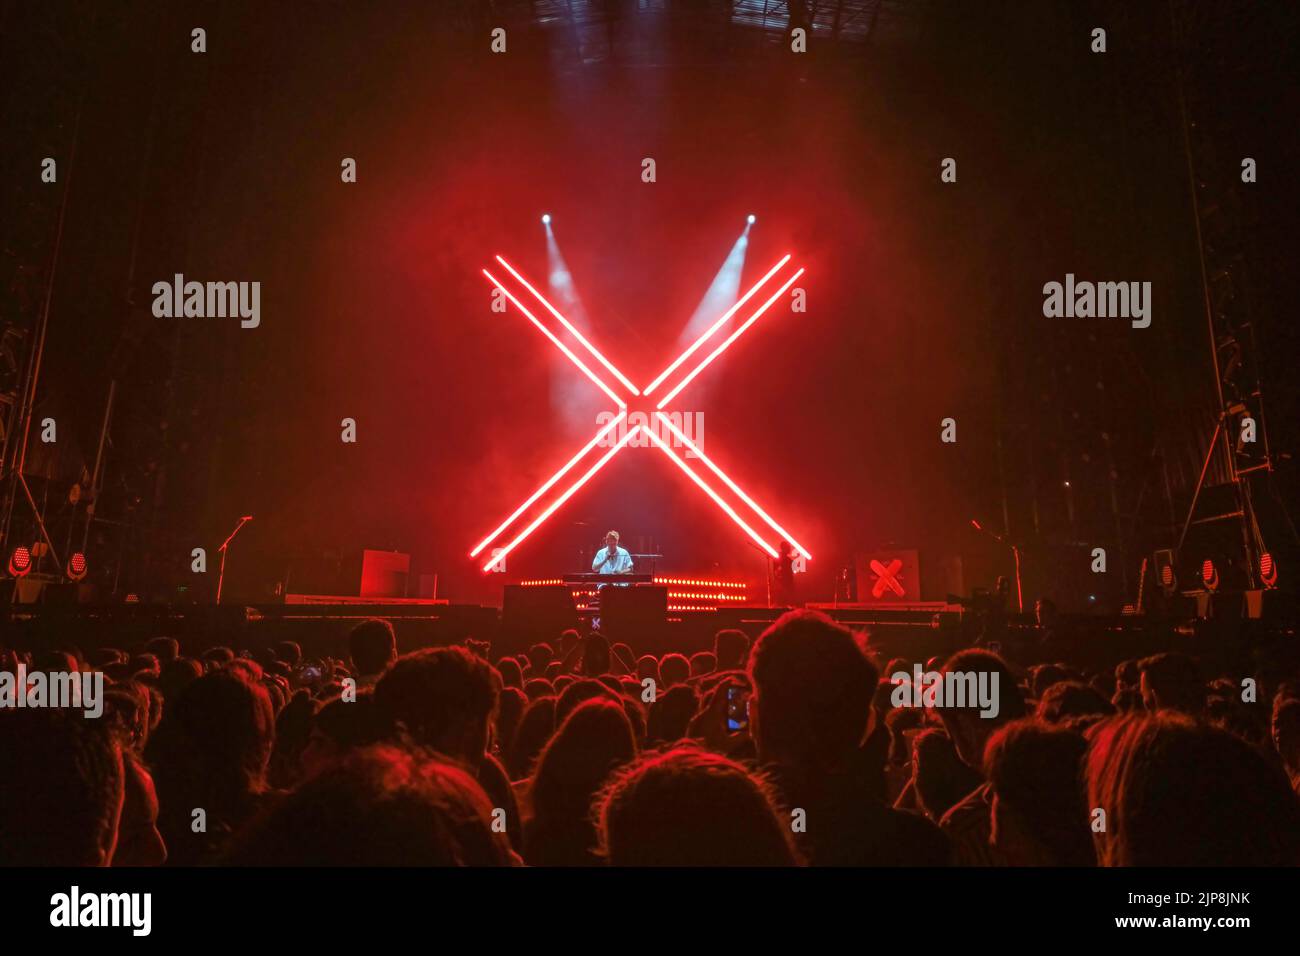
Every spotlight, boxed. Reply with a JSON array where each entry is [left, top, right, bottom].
[[541, 214, 551, 225], [1201, 559, 1219, 591], [1260, 552, 1278, 588], [1153, 548, 1176, 595], [8, 545, 33, 577], [66, 551, 88, 582], [747, 214, 756, 224]]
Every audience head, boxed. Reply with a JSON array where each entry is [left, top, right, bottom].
[[301, 690, 386, 778], [636, 655, 661, 686], [1273, 697, 1300, 780], [374, 647, 499, 766], [1030, 663, 1069, 701], [495, 686, 527, 755], [228, 746, 515, 865], [527, 643, 554, 674], [526, 699, 637, 865], [579, 633, 612, 677], [555, 677, 621, 725], [523, 677, 554, 700], [145, 636, 180, 665], [103, 681, 152, 752], [150, 669, 275, 798], [659, 653, 690, 688], [646, 683, 698, 745], [1037, 681, 1116, 724], [0, 709, 124, 866], [1086, 711, 1300, 865], [912, 728, 981, 822], [274, 641, 303, 668], [496, 656, 524, 691], [1114, 659, 1140, 691], [508, 696, 557, 780], [689, 651, 716, 678], [597, 744, 798, 866], [558, 629, 581, 657], [986, 720, 1094, 866], [611, 642, 635, 673], [349, 618, 398, 679], [934, 648, 1026, 774], [159, 657, 203, 700], [713, 629, 749, 671], [1137, 652, 1203, 714], [202, 646, 235, 668], [748, 610, 877, 774]]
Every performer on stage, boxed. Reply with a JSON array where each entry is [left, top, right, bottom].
[[772, 539, 798, 607], [592, 530, 633, 575]]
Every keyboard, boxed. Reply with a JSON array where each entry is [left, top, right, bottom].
[[562, 573, 654, 585]]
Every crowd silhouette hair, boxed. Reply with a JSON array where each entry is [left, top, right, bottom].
[[3, 608, 1300, 867]]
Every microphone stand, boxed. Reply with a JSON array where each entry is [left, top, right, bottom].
[[216, 515, 253, 604], [970, 519, 1023, 613]]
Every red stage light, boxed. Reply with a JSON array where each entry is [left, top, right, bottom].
[[495, 256, 640, 396], [1260, 552, 1277, 588], [644, 254, 791, 396], [8, 545, 33, 577], [472, 241, 812, 568], [482, 268, 627, 409], [67, 552, 88, 582], [655, 267, 805, 410], [641, 425, 779, 558], [470, 411, 628, 559], [1201, 559, 1219, 591], [654, 412, 811, 559]]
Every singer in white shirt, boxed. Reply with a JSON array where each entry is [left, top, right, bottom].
[[592, 530, 633, 575]]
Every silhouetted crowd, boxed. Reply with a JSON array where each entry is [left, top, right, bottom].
[[4, 609, 1300, 866]]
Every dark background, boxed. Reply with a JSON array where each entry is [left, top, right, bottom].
[[2, 0, 1296, 608]]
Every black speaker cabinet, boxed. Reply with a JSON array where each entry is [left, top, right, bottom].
[[502, 585, 579, 643]]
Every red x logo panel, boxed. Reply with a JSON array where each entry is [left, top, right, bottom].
[[870, 559, 906, 598]]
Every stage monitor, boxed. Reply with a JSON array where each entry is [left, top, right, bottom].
[[502, 584, 579, 644], [599, 585, 667, 645]]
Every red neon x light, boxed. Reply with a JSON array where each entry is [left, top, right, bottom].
[[474, 242, 812, 572], [870, 559, 905, 598]]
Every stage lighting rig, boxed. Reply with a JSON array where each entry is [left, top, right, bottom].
[[472, 231, 812, 572]]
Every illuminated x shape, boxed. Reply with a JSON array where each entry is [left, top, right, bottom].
[[870, 559, 905, 598], [472, 247, 811, 571]]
